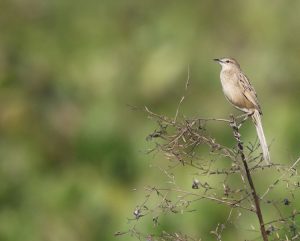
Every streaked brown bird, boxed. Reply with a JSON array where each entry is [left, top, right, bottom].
[[214, 57, 270, 163]]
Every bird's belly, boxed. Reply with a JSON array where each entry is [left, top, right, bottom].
[[222, 83, 255, 112]]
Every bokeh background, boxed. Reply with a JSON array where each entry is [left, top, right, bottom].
[[1, 0, 300, 240]]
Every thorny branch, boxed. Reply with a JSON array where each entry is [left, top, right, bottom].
[[230, 115, 268, 241], [118, 106, 300, 241]]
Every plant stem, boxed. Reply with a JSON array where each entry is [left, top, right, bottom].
[[230, 116, 269, 241]]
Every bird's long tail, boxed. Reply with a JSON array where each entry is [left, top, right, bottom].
[[251, 110, 270, 164]]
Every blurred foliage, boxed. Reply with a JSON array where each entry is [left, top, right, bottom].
[[0, 0, 300, 240]]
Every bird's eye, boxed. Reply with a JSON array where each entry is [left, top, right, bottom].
[[226, 60, 230, 63]]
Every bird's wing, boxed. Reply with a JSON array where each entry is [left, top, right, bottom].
[[238, 72, 262, 114]]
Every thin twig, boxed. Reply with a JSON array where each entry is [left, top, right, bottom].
[[174, 65, 190, 123], [261, 157, 300, 199]]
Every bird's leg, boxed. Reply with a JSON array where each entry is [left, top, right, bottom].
[[236, 113, 248, 120], [236, 111, 254, 128]]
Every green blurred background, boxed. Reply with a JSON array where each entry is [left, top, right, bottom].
[[0, 0, 300, 240]]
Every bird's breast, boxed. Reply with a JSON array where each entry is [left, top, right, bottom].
[[220, 71, 255, 112]]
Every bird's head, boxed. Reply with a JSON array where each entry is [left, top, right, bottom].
[[213, 57, 240, 70]]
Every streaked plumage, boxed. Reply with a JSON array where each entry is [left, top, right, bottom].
[[214, 57, 270, 163]]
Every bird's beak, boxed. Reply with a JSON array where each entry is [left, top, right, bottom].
[[213, 58, 221, 62]]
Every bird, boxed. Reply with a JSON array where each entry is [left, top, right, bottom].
[[213, 57, 270, 164]]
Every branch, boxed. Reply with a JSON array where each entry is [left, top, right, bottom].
[[230, 115, 269, 241]]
